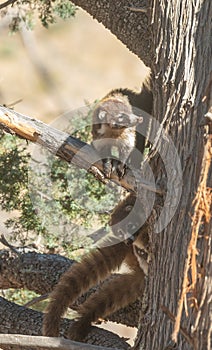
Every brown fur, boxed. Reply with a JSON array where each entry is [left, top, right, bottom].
[[92, 94, 139, 178], [42, 194, 150, 340], [43, 241, 129, 337], [68, 267, 144, 341], [92, 79, 153, 176], [105, 78, 153, 115]]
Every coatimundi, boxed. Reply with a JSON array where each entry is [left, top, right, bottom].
[[43, 193, 150, 341], [43, 81, 152, 340], [92, 79, 153, 177]]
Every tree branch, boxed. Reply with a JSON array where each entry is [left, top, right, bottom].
[[0, 249, 140, 327], [0, 298, 129, 350], [0, 105, 162, 195], [0, 334, 123, 350], [70, 0, 153, 67], [0, 0, 152, 66], [0, 0, 16, 10]]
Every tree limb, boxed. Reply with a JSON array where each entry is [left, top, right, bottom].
[[0, 0, 152, 66], [70, 0, 152, 67], [0, 298, 129, 350], [1, 1, 152, 66], [0, 105, 162, 195], [0, 0, 16, 10], [0, 334, 124, 350], [0, 334, 122, 350], [0, 249, 140, 327]]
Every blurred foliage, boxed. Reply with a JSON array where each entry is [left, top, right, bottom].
[[2, 289, 43, 311], [1, 0, 77, 32], [0, 132, 47, 240], [2, 288, 78, 315], [0, 110, 120, 306], [0, 115, 119, 256]]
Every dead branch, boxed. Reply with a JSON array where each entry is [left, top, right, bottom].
[[0, 334, 121, 350], [0, 234, 21, 256], [0, 105, 162, 195], [0, 0, 16, 10], [24, 294, 49, 307]]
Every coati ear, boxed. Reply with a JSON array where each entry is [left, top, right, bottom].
[[98, 110, 107, 120]]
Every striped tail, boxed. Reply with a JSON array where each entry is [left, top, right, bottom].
[[68, 267, 145, 341], [42, 241, 129, 337]]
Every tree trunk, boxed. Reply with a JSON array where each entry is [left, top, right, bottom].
[[0, 1, 211, 349], [135, 1, 211, 349]]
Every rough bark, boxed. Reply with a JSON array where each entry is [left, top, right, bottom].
[[0, 250, 140, 327], [0, 250, 73, 293], [134, 1, 212, 350], [70, 0, 153, 66], [0, 298, 129, 350]]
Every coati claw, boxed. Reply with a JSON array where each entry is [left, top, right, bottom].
[[102, 158, 126, 179]]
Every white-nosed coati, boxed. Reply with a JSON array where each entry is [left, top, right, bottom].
[[43, 80, 153, 341], [43, 193, 150, 341], [91, 78, 153, 177]]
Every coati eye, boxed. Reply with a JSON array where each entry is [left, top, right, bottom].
[[117, 113, 128, 123], [98, 110, 107, 120], [117, 114, 124, 122]]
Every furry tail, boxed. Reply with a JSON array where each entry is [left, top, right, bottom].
[[68, 267, 145, 341], [42, 241, 129, 337]]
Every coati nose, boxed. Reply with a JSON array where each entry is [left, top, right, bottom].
[[117, 113, 143, 126], [128, 114, 143, 125], [109, 113, 132, 128]]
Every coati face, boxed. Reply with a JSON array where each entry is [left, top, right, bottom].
[[109, 193, 147, 243], [94, 96, 143, 130]]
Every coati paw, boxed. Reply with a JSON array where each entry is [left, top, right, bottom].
[[115, 160, 126, 179], [67, 318, 91, 341], [103, 158, 126, 179], [102, 158, 113, 178]]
